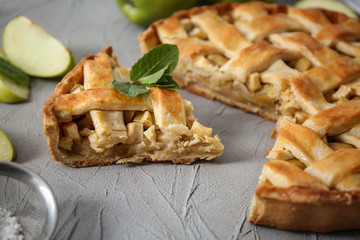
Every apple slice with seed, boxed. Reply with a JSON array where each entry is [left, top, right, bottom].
[[3, 16, 75, 78]]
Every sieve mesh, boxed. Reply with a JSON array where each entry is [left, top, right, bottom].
[[0, 163, 57, 240]]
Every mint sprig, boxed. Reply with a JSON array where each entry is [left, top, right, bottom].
[[112, 44, 179, 97]]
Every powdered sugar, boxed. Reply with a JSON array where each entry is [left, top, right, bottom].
[[0, 208, 23, 240]]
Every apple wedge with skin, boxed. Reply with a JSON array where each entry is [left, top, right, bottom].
[[0, 73, 29, 103], [0, 129, 16, 162], [0, 56, 30, 103], [3, 16, 75, 78]]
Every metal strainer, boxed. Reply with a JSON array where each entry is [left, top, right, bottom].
[[0, 162, 57, 240]]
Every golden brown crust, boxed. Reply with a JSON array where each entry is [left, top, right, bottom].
[[54, 88, 152, 122], [150, 87, 186, 127], [303, 100, 360, 136], [249, 185, 360, 232], [174, 37, 218, 59], [43, 46, 224, 167], [305, 57, 360, 93]]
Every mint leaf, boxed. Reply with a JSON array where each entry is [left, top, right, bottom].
[[0, 58, 30, 86], [138, 64, 169, 85], [148, 75, 179, 89], [112, 44, 180, 98], [112, 80, 149, 97], [130, 44, 179, 82]]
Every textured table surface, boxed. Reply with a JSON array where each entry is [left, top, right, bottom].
[[1, 0, 359, 239]]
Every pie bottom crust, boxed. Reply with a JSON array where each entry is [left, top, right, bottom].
[[249, 185, 360, 232]]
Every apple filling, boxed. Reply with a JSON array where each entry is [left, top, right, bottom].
[[54, 50, 221, 163], [56, 98, 220, 165]]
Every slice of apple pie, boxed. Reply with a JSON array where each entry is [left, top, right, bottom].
[[250, 100, 360, 232], [42, 46, 223, 167], [139, 2, 360, 124]]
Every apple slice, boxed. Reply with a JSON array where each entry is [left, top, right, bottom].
[[3, 16, 75, 78], [0, 57, 30, 103], [0, 129, 16, 161], [295, 0, 358, 18], [0, 74, 29, 103], [0, 48, 6, 59]]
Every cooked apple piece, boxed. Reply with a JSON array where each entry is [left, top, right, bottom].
[[144, 125, 157, 143], [70, 84, 84, 94], [123, 111, 135, 124], [180, 18, 194, 33], [133, 111, 153, 129], [328, 142, 355, 150], [246, 72, 262, 93], [126, 122, 143, 144], [183, 100, 196, 128], [79, 127, 91, 137], [295, 57, 312, 72], [88, 110, 128, 152], [254, 94, 275, 107], [207, 53, 228, 66], [63, 122, 80, 140], [189, 28, 208, 40], [58, 136, 73, 151], [90, 110, 126, 134], [191, 120, 212, 137], [88, 129, 128, 153], [287, 159, 306, 170]]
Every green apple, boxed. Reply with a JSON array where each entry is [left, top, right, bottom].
[[295, 0, 358, 18], [0, 73, 29, 103], [3, 16, 75, 78], [204, 0, 274, 4], [0, 57, 30, 103], [0, 129, 16, 161], [116, 0, 199, 27], [0, 48, 6, 59]]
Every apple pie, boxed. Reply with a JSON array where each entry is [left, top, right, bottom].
[[139, 1, 360, 232], [42, 46, 223, 167], [139, 1, 360, 123]]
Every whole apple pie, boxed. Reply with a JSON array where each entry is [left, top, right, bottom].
[[139, 1, 360, 232], [42, 46, 223, 167]]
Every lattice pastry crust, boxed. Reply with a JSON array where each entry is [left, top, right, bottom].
[[139, 1, 360, 123], [42, 46, 223, 167], [250, 100, 360, 232], [139, 1, 360, 232]]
